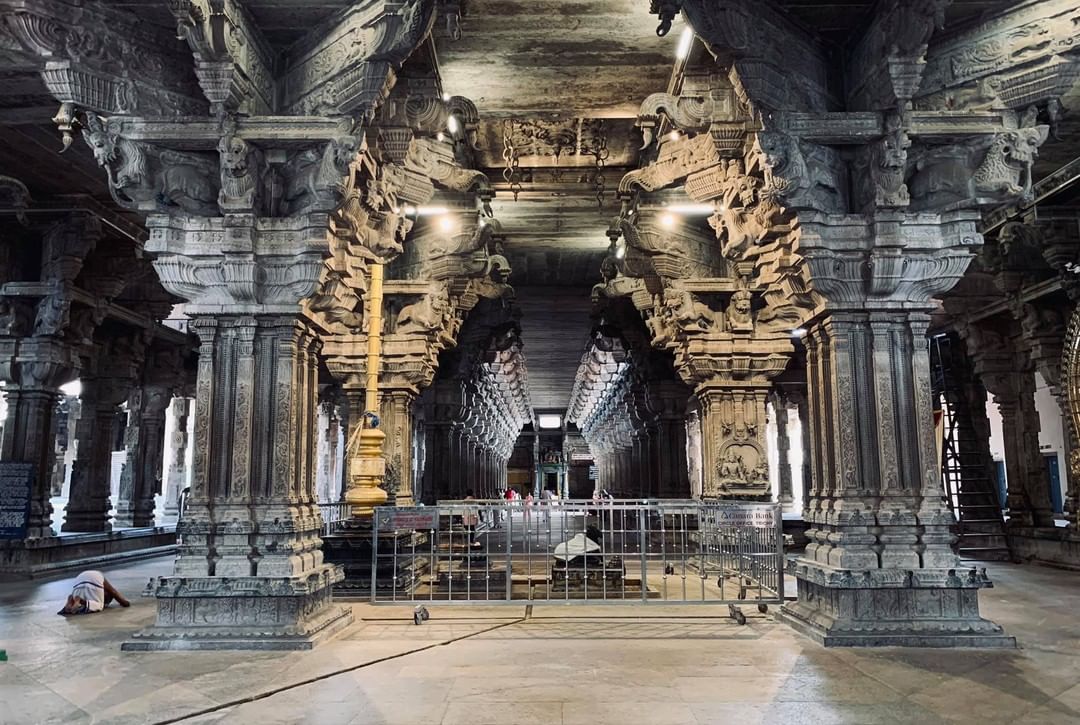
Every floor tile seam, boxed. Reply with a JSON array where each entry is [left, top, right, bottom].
[[152, 616, 528, 725]]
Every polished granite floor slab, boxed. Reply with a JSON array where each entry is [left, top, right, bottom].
[[1, 557, 1078, 724]]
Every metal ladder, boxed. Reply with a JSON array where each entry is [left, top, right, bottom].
[[931, 334, 1012, 561]]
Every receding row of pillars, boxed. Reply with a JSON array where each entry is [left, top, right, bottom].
[[1, 381, 193, 536]]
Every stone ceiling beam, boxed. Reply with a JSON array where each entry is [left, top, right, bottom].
[[171, 0, 276, 116], [279, 0, 437, 118], [0, 0, 207, 146]]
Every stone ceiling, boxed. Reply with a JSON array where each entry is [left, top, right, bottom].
[[0, 0, 1077, 421]]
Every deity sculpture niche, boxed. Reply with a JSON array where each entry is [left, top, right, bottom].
[[714, 443, 768, 495]]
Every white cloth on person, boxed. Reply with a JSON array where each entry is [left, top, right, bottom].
[[552, 533, 601, 561], [71, 570, 106, 612]]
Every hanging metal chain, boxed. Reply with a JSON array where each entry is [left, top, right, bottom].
[[593, 120, 609, 210], [501, 119, 523, 201]]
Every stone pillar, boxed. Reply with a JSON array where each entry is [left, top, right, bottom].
[[380, 388, 418, 505], [64, 377, 129, 532], [787, 389, 813, 511], [134, 314, 349, 648], [114, 384, 171, 528], [123, 209, 353, 649], [0, 354, 69, 538], [163, 396, 192, 520], [50, 395, 72, 498], [771, 391, 795, 511], [780, 214, 1013, 647], [982, 368, 1056, 528], [696, 383, 772, 500]]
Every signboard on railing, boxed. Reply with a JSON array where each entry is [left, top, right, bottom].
[[375, 506, 440, 532], [703, 504, 779, 528]]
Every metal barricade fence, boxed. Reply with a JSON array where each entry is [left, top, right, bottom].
[[319, 501, 352, 537], [370, 499, 784, 623]]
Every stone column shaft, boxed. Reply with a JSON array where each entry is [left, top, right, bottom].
[[115, 385, 171, 528], [163, 396, 192, 520], [1, 385, 61, 538], [64, 378, 127, 533], [772, 392, 794, 510]]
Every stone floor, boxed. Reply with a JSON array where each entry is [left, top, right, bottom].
[[1, 557, 1078, 724]]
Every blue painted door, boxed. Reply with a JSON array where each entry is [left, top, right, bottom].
[[1045, 453, 1064, 515]]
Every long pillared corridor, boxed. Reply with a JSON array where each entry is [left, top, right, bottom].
[[2, 0, 1080, 722]]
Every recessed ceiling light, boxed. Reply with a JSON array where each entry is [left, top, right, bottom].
[[538, 414, 562, 429], [442, 92, 452, 102]]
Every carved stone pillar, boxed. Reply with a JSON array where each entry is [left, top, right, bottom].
[[771, 390, 795, 511], [123, 212, 352, 650], [380, 388, 418, 505], [114, 384, 171, 527], [780, 213, 1013, 647], [163, 396, 192, 520], [0, 351, 70, 538], [981, 367, 1056, 529], [786, 388, 813, 511], [697, 383, 772, 500], [64, 376, 130, 532]]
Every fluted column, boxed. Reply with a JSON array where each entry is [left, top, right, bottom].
[[780, 213, 1011, 647]]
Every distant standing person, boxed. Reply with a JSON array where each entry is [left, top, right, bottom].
[[58, 570, 130, 615], [463, 490, 481, 548]]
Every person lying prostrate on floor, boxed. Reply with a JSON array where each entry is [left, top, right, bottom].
[[58, 570, 130, 615]]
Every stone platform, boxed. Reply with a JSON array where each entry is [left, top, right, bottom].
[[0, 526, 177, 579]]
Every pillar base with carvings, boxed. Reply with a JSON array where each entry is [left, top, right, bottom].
[[778, 559, 1016, 648], [122, 566, 353, 651]]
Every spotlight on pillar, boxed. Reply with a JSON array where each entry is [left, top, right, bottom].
[[675, 26, 694, 60], [437, 215, 457, 234], [59, 379, 81, 397], [614, 242, 626, 260], [659, 212, 677, 229], [447, 114, 460, 135], [665, 203, 715, 214], [442, 92, 452, 102], [791, 328, 807, 338], [669, 130, 680, 141], [415, 206, 449, 216], [436, 132, 445, 142]]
